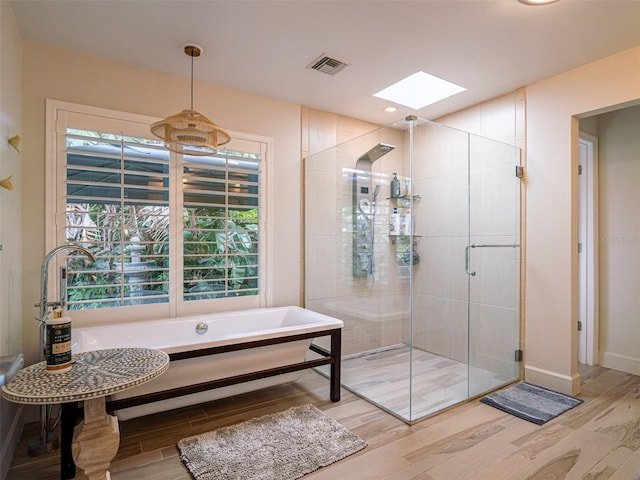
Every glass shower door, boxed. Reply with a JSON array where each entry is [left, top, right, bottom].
[[466, 135, 522, 397]]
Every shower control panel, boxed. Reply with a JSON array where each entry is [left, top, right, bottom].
[[352, 143, 394, 278], [353, 180, 375, 277]]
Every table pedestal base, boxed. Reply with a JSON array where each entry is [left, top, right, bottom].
[[2, 348, 169, 480], [72, 397, 120, 480]]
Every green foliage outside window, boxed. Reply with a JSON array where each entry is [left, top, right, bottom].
[[66, 204, 258, 308]]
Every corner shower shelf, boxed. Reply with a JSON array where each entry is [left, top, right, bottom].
[[390, 235, 422, 247], [387, 194, 422, 201]]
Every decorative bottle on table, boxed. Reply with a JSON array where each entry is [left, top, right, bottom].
[[45, 309, 72, 373]]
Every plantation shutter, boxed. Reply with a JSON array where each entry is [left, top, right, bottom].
[[182, 143, 263, 300], [65, 129, 171, 309]]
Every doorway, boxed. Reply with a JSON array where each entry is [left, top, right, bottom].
[[578, 103, 640, 376]]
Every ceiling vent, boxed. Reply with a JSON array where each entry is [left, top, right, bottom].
[[307, 53, 351, 76]]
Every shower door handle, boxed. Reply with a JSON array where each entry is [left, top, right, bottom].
[[465, 245, 475, 276], [466, 243, 520, 276]]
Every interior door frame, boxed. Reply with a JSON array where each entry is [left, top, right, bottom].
[[578, 131, 599, 366]]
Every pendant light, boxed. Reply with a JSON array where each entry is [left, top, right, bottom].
[[151, 44, 231, 156]]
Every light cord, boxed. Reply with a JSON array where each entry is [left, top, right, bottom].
[[190, 53, 194, 110]]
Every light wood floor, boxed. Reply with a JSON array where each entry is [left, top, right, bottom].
[[7, 365, 640, 480]]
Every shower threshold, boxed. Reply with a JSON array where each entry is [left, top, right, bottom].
[[315, 345, 512, 424]]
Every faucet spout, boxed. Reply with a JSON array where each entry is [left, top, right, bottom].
[[38, 244, 95, 322]]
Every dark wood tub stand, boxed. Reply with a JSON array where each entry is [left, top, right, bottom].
[[59, 328, 341, 479]]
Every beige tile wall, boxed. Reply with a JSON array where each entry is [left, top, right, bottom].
[[410, 121, 470, 363], [303, 92, 524, 372], [304, 113, 410, 355], [434, 92, 524, 383]]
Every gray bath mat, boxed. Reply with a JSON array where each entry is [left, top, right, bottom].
[[177, 404, 367, 480], [480, 382, 583, 425]]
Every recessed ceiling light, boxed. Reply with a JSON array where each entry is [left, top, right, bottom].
[[518, 0, 560, 4], [373, 71, 466, 110], [384, 106, 397, 113]]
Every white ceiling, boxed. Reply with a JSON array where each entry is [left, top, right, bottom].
[[11, 0, 640, 125]]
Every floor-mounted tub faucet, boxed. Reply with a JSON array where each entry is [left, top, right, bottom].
[[30, 244, 96, 456]]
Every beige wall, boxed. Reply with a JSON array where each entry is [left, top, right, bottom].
[[525, 46, 640, 394], [595, 105, 640, 375], [0, 2, 24, 476], [21, 40, 303, 366]]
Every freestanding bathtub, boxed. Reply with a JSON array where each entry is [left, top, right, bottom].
[[70, 306, 343, 420]]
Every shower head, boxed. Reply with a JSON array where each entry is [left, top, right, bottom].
[[373, 184, 381, 201], [357, 143, 395, 165]]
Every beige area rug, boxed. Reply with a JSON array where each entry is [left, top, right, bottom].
[[177, 404, 367, 480]]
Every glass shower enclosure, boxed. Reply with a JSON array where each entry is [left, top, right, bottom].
[[305, 116, 522, 423]]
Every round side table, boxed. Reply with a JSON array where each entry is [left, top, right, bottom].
[[2, 348, 169, 480]]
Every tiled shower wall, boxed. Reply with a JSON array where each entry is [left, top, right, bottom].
[[303, 90, 524, 370], [436, 90, 525, 381], [411, 122, 471, 363], [304, 121, 409, 356], [411, 125, 521, 385]]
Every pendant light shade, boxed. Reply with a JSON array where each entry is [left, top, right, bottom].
[[150, 108, 231, 155], [151, 44, 231, 156]]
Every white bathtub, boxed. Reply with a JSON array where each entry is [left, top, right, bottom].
[[72, 306, 343, 420]]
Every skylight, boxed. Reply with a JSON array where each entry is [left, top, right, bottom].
[[373, 71, 466, 110]]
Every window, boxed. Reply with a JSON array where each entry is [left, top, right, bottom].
[[181, 148, 261, 301], [47, 101, 269, 322]]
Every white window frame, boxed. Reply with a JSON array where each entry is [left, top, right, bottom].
[[45, 100, 273, 326]]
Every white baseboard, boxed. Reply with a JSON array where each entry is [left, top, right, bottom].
[[1, 402, 23, 480], [524, 364, 581, 395], [599, 351, 640, 376]]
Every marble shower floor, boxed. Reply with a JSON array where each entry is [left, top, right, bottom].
[[335, 345, 512, 422]]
